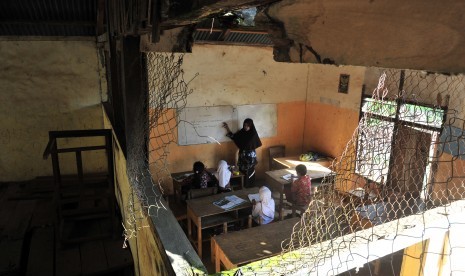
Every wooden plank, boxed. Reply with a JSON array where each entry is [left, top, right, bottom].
[[57, 145, 107, 154], [103, 239, 133, 270], [10, 181, 54, 199], [212, 218, 300, 271], [26, 227, 54, 276], [61, 216, 110, 244], [0, 200, 17, 237], [31, 199, 55, 228], [273, 156, 334, 171], [0, 239, 23, 275], [400, 240, 427, 276], [56, 245, 81, 276], [4, 200, 36, 240], [80, 240, 108, 275]]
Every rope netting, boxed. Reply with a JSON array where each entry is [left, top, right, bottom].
[[122, 52, 196, 245], [123, 52, 465, 275], [234, 69, 465, 275]]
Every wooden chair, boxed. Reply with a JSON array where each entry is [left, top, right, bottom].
[[290, 194, 314, 218], [268, 145, 286, 170], [247, 215, 264, 228], [187, 187, 218, 199], [291, 203, 309, 218], [187, 186, 229, 257], [165, 195, 187, 222], [218, 186, 233, 193]]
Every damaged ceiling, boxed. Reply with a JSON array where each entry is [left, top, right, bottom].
[[264, 0, 465, 73], [154, 0, 465, 73], [1, 0, 464, 73]]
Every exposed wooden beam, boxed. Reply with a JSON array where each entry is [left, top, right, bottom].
[[96, 0, 106, 35], [0, 20, 95, 27], [151, 0, 161, 42]]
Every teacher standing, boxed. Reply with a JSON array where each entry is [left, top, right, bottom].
[[223, 118, 262, 187]]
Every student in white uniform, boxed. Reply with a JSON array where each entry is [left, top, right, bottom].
[[251, 186, 275, 225], [215, 160, 232, 192]]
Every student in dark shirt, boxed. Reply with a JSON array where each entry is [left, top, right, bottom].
[[182, 161, 218, 196], [223, 118, 262, 187]]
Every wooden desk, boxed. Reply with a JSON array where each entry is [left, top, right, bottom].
[[265, 168, 335, 220], [186, 187, 259, 258], [211, 217, 300, 272], [172, 169, 245, 202], [273, 156, 334, 171]]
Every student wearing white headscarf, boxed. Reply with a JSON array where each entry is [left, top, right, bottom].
[[215, 160, 232, 192], [251, 186, 275, 225]]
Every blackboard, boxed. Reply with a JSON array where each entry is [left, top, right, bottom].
[[177, 104, 277, 145]]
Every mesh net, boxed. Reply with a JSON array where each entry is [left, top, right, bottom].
[[124, 53, 465, 275], [233, 69, 465, 275], [122, 52, 196, 246]]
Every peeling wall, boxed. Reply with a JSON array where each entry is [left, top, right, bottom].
[[266, 0, 465, 73], [304, 64, 365, 159], [149, 44, 364, 193], [182, 44, 308, 106], [0, 40, 106, 181]]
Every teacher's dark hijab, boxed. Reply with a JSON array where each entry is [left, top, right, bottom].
[[233, 118, 262, 150]]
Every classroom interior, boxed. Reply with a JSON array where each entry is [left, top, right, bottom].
[[1, 1, 465, 275]]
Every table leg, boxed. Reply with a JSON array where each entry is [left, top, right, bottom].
[[279, 187, 284, 220], [214, 240, 221, 273], [187, 214, 192, 239], [211, 238, 214, 264], [175, 188, 180, 203], [197, 217, 202, 258]]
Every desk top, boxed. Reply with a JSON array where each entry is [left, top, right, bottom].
[[186, 187, 259, 218], [265, 168, 334, 187], [273, 156, 334, 171], [213, 217, 300, 266], [172, 169, 244, 183]]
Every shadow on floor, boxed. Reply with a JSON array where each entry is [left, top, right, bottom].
[[0, 179, 134, 276]]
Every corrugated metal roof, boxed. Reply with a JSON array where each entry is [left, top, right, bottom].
[[0, 0, 97, 36], [193, 29, 273, 46], [224, 31, 272, 45]]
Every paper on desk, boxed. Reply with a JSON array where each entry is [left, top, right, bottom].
[[248, 193, 260, 202], [172, 173, 194, 182], [213, 195, 247, 210], [281, 173, 295, 181]]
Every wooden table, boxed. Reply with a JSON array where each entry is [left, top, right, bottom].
[[211, 217, 300, 272], [273, 156, 334, 171], [265, 168, 335, 220], [172, 169, 245, 202], [186, 187, 259, 258]]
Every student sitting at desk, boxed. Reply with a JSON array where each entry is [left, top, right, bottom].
[[289, 164, 313, 206], [251, 186, 275, 225], [182, 161, 218, 194], [215, 160, 232, 192]]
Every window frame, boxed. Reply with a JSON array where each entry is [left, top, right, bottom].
[[355, 96, 446, 185]]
